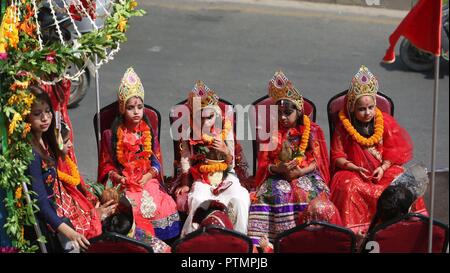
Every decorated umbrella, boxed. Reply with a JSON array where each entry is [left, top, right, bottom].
[[0, 0, 144, 252]]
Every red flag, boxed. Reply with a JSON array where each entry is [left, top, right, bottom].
[[383, 0, 442, 63]]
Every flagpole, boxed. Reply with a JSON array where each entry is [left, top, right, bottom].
[[428, 55, 440, 253], [95, 55, 101, 152]]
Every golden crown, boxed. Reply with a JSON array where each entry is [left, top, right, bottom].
[[187, 80, 219, 110], [346, 65, 378, 113], [118, 67, 145, 113], [268, 70, 304, 111]]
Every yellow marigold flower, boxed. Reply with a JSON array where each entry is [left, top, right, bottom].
[[7, 94, 18, 105], [24, 93, 35, 107], [117, 17, 127, 32], [130, 0, 138, 9], [8, 112, 22, 136], [15, 186, 22, 200]]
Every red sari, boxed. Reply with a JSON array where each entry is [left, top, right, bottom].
[[248, 121, 331, 246], [97, 121, 181, 240], [330, 112, 427, 233], [54, 157, 102, 239]]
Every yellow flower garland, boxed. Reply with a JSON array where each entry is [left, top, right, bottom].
[[339, 108, 384, 146], [116, 120, 152, 166], [57, 156, 81, 187], [199, 162, 229, 174]]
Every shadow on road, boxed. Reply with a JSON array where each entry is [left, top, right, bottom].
[[380, 56, 449, 80]]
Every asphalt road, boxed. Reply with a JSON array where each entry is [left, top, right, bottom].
[[69, 0, 448, 222]]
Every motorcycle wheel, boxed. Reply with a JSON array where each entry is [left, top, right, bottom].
[[399, 39, 434, 72], [67, 62, 90, 109]]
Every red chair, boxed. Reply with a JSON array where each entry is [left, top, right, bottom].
[[172, 225, 253, 253], [363, 213, 449, 253], [93, 101, 165, 176], [93, 101, 161, 151], [168, 98, 251, 190], [274, 221, 356, 253], [250, 95, 316, 177], [86, 232, 154, 253], [327, 90, 394, 139]]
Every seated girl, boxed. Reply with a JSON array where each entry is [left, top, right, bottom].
[[98, 67, 181, 242], [173, 81, 250, 237], [247, 71, 331, 247], [26, 86, 90, 252], [54, 121, 117, 240]]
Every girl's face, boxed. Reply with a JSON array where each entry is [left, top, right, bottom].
[[29, 99, 52, 134], [278, 103, 298, 129], [201, 108, 217, 129], [62, 136, 72, 156], [354, 96, 376, 123], [123, 97, 144, 126]]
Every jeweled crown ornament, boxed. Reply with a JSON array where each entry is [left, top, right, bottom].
[[268, 70, 304, 111], [346, 65, 379, 113], [187, 80, 219, 110], [118, 67, 145, 113]]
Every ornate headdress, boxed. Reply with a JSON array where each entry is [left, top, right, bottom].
[[346, 65, 378, 113], [187, 80, 220, 113], [118, 67, 145, 114], [268, 70, 304, 111]]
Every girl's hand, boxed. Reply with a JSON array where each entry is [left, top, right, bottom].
[[139, 172, 153, 186], [95, 200, 118, 220], [212, 138, 229, 155], [110, 170, 125, 184], [58, 223, 90, 251], [357, 166, 371, 180], [175, 185, 190, 196], [285, 166, 303, 181], [372, 167, 384, 182]]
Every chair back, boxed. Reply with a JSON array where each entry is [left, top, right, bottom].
[[274, 221, 356, 253], [87, 232, 154, 253], [363, 213, 449, 253], [327, 90, 394, 138], [172, 225, 253, 253]]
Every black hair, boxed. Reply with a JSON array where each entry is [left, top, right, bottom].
[[103, 213, 133, 235], [110, 99, 154, 170], [28, 85, 61, 165], [368, 185, 415, 232], [61, 121, 70, 140], [276, 99, 304, 127]]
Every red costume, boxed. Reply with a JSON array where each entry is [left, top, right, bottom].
[[330, 66, 427, 233]]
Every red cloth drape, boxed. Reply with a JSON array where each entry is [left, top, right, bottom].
[[254, 121, 330, 188], [330, 112, 427, 232], [383, 0, 442, 63], [55, 158, 102, 239]]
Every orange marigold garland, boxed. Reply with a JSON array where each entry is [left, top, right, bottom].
[[292, 114, 311, 166], [116, 120, 152, 166], [57, 157, 81, 186], [339, 107, 384, 146], [199, 162, 229, 173]]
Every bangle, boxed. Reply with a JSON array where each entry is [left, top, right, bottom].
[[343, 161, 352, 169], [381, 160, 390, 171]]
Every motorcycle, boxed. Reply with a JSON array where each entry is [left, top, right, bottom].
[[399, 3, 449, 72], [40, 0, 112, 108]]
